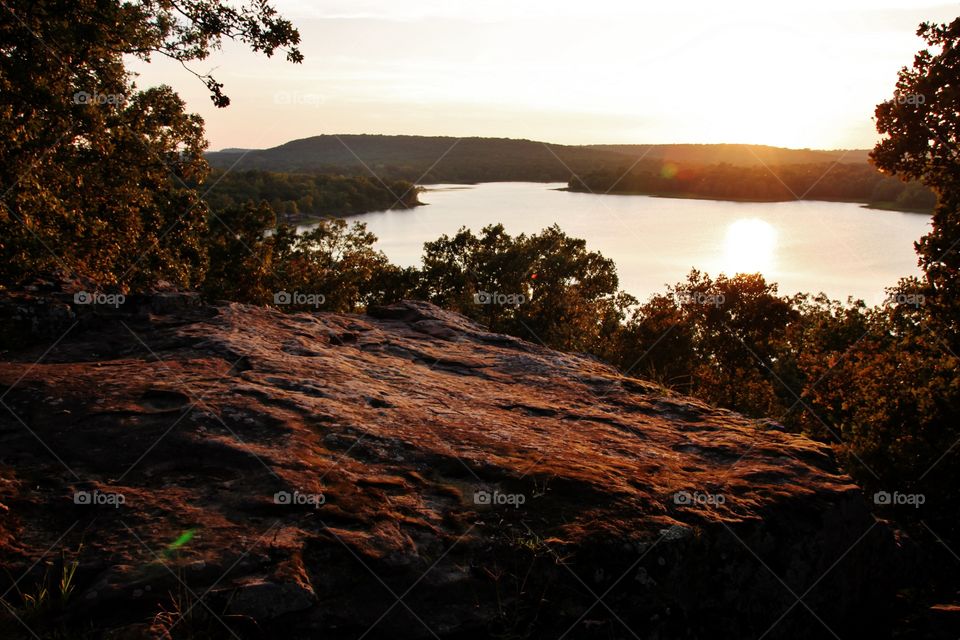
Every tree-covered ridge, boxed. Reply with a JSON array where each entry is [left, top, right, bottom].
[[568, 161, 937, 212], [206, 135, 933, 211], [207, 135, 625, 182], [204, 135, 871, 183], [200, 169, 422, 222]]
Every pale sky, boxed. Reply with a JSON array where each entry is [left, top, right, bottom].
[[127, 0, 958, 151]]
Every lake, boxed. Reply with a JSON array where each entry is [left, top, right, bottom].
[[321, 182, 931, 305]]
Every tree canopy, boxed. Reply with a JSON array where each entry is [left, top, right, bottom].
[[873, 18, 960, 340], [0, 0, 301, 289]]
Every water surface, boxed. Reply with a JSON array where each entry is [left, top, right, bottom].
[[322, 182, 931, 305]]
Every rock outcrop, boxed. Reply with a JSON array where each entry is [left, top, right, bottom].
[[0, 292, 895, 639]]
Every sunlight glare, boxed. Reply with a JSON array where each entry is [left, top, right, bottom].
[[722, 218, 777, 275]]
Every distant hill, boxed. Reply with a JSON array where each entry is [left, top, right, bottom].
[[206, 135, 625, 182], [206, 135, 873, 183]]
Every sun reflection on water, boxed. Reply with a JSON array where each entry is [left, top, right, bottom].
[[721, 218, 778, 275]]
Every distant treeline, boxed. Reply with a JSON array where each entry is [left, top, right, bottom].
[[200, 170, 422, 222], [569, 162, 936, 212], [206, 137, 622, 183], [206, 136, 872, 185]]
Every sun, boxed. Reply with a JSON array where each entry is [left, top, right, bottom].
[[722, 218, 778, 275]]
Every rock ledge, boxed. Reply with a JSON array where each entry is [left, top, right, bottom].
[[0, 297, 894, 638]]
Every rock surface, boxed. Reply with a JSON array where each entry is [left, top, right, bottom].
[[0, 294, 894, 638]]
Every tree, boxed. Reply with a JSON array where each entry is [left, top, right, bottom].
[[0, 0, 301, 290], [872, 18, 960, 339], [618, 271, 798, 418], [270, 219, 395, 313], [416, 224, 631, 355], [203, 201, 276, 303], [832, 17, 960, 545], [513, 225, 629, 354], [615, 293, 696, 391]]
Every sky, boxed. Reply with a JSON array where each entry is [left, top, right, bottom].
[[127, 0, 958, 151]]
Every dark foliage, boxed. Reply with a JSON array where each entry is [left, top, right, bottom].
[[570, 161, 936, 211], [0, 0, 300, 289], [200, 169, 421, 223]]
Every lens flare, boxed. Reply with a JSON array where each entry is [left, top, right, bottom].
[[660, 163, 679, 179]]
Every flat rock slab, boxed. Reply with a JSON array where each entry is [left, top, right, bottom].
[[0, 298, 894, 638]]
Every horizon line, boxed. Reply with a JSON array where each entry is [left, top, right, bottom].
[[209, 134, 873, 155]]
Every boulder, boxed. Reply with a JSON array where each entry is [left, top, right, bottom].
[[0, 296, 896, 638]]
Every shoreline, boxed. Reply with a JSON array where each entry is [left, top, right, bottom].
[[558, 186, 933, 214], [280, 200, 427, 227], [280, 182, 932, 227]]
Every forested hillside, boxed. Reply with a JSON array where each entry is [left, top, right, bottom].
[[205, 136, 867, 182], [200, 170, 421, 222], [206, 135, 621, 181], [207, 136, 931, 211], [570, 161, 936, 211]]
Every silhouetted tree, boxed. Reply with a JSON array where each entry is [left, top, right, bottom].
[[0, 0, 301, 289], [418, 224, 632, 354], [873, 18, 960, 340], [203, 201, 277, 303]]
